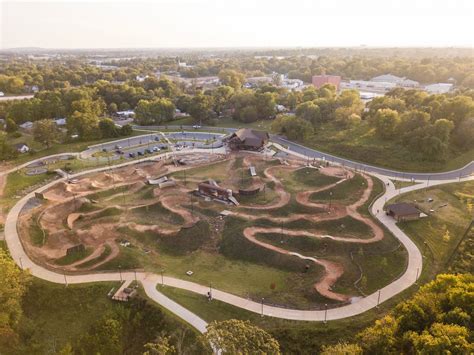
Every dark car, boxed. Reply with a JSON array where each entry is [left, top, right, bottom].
[[102, 148, 107, 152], [145, 148, 153, 154], [137, 151, 144, 156], [128, 152, 136, 158], [116, 149, 124, 154], [154, 136, 160, 141]]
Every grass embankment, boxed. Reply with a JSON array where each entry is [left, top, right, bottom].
[[293, 121, 474, 173], [3, 279, 205, 354], [54, 247, 93, 265], [388, 180, 474, 280]]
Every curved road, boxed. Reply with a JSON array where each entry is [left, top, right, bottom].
[[134, 125, 474, 180], [3, 133, 474, 333]]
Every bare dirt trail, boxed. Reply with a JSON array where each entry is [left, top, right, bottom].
[[234, 164, 384, 302]]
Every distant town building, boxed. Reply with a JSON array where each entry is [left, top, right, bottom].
[[115, 110, 135, 118], [19, 121, 33, 130], [386, 203, 421, 222], [424, 83, 453, 94], [54, 118, 67, 126], [136, 75, 148, 82], [14, 143, 30, 153], [312, 75, 341, 90], [225, 128, 269, 151]]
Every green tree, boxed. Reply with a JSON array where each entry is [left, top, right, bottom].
[[404, 323, 472, 354], [218, 69, 245, 90], [320, 342, 363, 355], [212, 85, 234, 116], [119, 124, 133, 136], [295, 101, 321, 125], [205, 319, 280, 355], [67, 111, 100, 140], [5, 117, 18, 133], [143, 336, 176, 355], [372, 108, 401, 139], [77, 317, 123, 354], [0, 131, 18, 160], [271, 115, 314, 141], [188, 92, 214, 124], [134, 98, 175, 125], [0, 249, 31, 347], [254, 92, 276, 119], [99, 118, 120, 138], [33, 119, 60, 148], [108, 102, 118, 114]]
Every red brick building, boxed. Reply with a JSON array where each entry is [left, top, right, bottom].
[[312, 75, 341, 90]]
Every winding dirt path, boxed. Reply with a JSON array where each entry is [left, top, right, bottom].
[[234, 164, 384, 302]]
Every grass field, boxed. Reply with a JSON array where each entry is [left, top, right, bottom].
[[157, 280, 420, 354], [388, 180, 474, 279], [391, 180, 418, 190], [1, 278, 204, 355]]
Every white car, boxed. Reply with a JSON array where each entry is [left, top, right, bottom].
[[152, 146, 160, 152], [192, 125, 201, 129]]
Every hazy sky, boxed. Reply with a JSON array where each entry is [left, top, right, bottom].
[[1, 0, 473, 49]]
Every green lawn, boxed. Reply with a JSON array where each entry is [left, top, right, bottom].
[[391, 180, 418, 189], [388, 180, 474, 278]]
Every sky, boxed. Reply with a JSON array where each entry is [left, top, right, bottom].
[[1, 0, 474, 49]]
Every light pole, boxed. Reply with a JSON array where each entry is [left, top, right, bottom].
[[261, 298, 265, 317], [415, 267, 419, 285], [324, 303, 328, 323], [119, 266, 122, 282], [376, 289, 381, 308], [209, 282, 212, 299], [329, 191, 333, 211]]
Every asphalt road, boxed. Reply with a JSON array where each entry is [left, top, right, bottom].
[[134, 125, 474, 180]]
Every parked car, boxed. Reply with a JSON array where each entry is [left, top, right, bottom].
[[128, 152, 136, 158], [152, 146, 160, 152], [145, 148, 152, 154], [102, 148, 107, 152], [154, 136, 160, 141], [193, 125, 201, 129], [137, 151, 144, 156], [114, 145, 122, 149]]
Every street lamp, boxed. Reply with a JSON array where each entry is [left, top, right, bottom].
[[324, 303, 328, 323]]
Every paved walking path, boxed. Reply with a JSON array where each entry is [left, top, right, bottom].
[[3, 141, 473, 332]]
